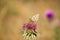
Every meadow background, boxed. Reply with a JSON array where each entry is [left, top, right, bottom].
[[0, 0, 60, 40]]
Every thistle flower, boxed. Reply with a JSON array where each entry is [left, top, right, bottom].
[[22, 14, 39, 31], [22, 23, 27, 30], [45, 10, 54, 22], [21, 14, 40, 40], [57, 21, 60, 26], [27, 22, 36, 31]]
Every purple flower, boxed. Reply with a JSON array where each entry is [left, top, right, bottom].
[[22, 22, 36, 31], [22, 23, 27, 30], [27, 23, 36, 30], [57, 21, 60, 26], [45, 10, 54, 21]]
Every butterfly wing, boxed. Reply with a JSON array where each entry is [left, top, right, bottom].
[[31, 14, 40, 22]]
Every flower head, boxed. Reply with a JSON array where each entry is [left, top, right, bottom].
[[22, 20, 36, 31], [45, 10, 54, 22], [27, 22, 36, 30], [21, 14, 40, 40], [22, 14, 40, 31], [56, 21, 60, 26]]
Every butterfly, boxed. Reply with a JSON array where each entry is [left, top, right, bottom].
[[31, 14, 40, 22]]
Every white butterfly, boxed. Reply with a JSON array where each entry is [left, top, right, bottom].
[[31, 14, 40, 22]]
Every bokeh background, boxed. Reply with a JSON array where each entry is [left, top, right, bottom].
[[0, 0, 60, 40]]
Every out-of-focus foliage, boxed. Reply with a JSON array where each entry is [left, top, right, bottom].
[[21, 0, 38, 4], [0, 0, 17, 16], [0, 0, 7, 11], [54, 26, 60, 40], [7, 0, 18, 17]]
